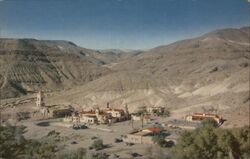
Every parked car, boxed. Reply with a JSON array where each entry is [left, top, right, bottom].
[[71, 141, 77, 144], [73, 124, 88, 130], [131, 152, 142, 157]]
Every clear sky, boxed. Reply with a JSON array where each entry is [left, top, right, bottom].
[[0, 0, 249, 50]]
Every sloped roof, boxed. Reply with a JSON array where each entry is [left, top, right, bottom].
[[144, 127, 161, 133]]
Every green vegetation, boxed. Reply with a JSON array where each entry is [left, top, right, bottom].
[[0, 125, 27, 159], [16, 112, 30, 121], [90, 139, 105, 150], [1, 121, 249, 159], [56, 148, 87, 159], [152, 131, 174, 148], [152, 135, 174, 148], [0, 125, 61, 159], [200, 117, 219, 127], [155, 110, 170, 117], [172, 119, 250, 159], [0, 125, 103, 159]]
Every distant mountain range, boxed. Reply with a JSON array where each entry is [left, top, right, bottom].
[[0, 26, 249, 127]]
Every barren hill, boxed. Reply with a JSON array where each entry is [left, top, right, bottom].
[[46, 27, 249, 127], [0, 27, 249, 127], [0, 39, 133, 99]]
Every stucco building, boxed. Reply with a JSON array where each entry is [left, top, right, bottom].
[[123, 127, 163, 144], [64, 105, 130, 125], [186, 113, 223, 124]]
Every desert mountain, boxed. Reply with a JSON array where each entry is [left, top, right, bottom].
[[45, 27, 249, 127], [0, 27, 249, 127], [0, 39, 136, 99]]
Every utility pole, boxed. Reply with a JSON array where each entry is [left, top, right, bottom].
[[0, 106, 1, 127], [131, 117, 134, 130]]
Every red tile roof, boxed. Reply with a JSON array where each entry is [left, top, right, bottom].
[[79, 110, 95, 115], [106, 108, 124, 112], [192, 113, 220, 118], [146, 127, 161, 133]]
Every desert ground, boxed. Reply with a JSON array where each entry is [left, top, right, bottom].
[[1, 88, 247, 158]]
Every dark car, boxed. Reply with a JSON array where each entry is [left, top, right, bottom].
[[73, 124, 88, 130], [131, 152, 142, 157], [71, 141, 77, 144]]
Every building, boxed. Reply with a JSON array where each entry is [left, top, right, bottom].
[[131, 114, 141, 121], [80, 115, 97, 124], [123, 127, 163, 144], [35, 91, 73, 118], [131, 113, 151, 125], [79, 110, 99, 124], [48, 106, 72, 118], [63, 110, 98, 124], [186, 113, 223, 124], [64, 105, 130, 125], [36, 91, 45, 108], [105, 108, 127, 122], [147, 106, 165, 114]]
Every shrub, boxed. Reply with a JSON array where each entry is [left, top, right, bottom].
[[209, 66, 218, 73], [152, 131, 173, 148], [201, 118, 219, 128], [56, 148, 87, 159], [91, 139, 105, 150], [25, 139, 57, 159], [16, 112, 30, 121], [155, 110, 170, 117], [114, 138, 122, 143]]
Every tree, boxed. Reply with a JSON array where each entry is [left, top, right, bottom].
[[152, 131, 173, 148], [172, 122, 250, 159], [0, 125, 60, 159], [230, 126, 250, 158], [201, 118, 219, 128], [16, 112, 30, 121], [216, 129, 240, 158], [0, 125, 27, 159], [155, 110, 170, 117], [24, 139, 57, 159], [152, 134, 166, 147]]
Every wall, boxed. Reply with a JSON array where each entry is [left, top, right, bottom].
[[123, 134, 155, 145]]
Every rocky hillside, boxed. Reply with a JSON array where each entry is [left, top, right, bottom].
[[0, 39, 136, 99], [0, 27, 249, 127]]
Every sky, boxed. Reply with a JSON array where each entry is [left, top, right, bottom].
[[0, 0, 249, 50]]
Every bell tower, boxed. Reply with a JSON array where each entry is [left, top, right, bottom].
[[36, 91, 45, 108]]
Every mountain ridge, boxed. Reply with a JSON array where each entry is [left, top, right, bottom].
[[41, 26, 249, 127], [0, 26, 249, 127]]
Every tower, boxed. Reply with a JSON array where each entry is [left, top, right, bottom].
[[36, 91, 45, 108]]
